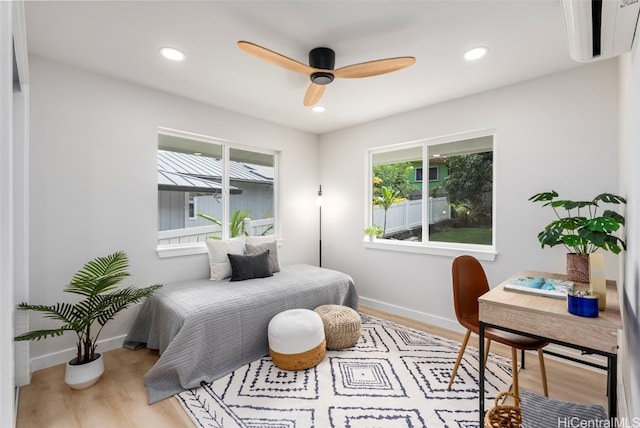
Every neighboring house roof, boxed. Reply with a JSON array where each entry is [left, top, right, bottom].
[[157, 170, 242, 194], [157, 150, 273, 193]]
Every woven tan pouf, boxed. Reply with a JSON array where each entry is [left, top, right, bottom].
[[268, 309, 326, 371], [314, 305, 361, 350]]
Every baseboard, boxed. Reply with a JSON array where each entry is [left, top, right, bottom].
[[29, 335, 127, 372], [358, 296, 464, 333]]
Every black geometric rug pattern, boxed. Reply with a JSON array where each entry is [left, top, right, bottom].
[[176, 313, 512, 428]]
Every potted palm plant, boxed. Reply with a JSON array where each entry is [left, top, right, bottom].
[[529, 191, 626, 281], [14, 251, 162, 389]]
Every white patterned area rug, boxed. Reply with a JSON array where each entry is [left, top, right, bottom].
[[176, 313, 512, 428]]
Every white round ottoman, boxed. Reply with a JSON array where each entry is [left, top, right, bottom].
[[314, 305, 361, 350], [268, 308, 326, 371]]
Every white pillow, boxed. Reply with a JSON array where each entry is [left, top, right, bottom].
[[205, 237, 246, 280], [245, 241, 280, 273]]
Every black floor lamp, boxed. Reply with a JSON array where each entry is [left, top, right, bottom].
[[316, 185, 323, 267]]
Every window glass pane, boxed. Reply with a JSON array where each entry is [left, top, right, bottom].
[[372, 146, 422, 241], [427, 136, 493, 245], [229, 148, 275, 237], [157, 132, 278, 249], [157, 133, 224, 244], [367, 133, 494, 250]]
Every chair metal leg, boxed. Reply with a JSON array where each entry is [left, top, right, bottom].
[[537, 348, 549, 397], [484, 339, 492, 367], [511, 347, 519, 397], [448, 330, 471, 389]]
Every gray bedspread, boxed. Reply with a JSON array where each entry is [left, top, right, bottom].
[[124, 264, 358, 403]]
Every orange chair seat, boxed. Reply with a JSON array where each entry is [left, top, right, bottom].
[[459, 316, 548, 350]]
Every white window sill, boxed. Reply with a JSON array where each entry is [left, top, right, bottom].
[[156, 243, 208, 258], [362, 239, 497, 261], [156, 238, 284, 259]]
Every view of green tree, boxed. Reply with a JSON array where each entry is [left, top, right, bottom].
[[372, 163, 417, 199], [373, 186, 405, 235], [443, 152, 492, 223]]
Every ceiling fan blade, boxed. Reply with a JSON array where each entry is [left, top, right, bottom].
[[333, 57, 416, 79], [303, 83, 326, 106], [237, 41, 314, 75]]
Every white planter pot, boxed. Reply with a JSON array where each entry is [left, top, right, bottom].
[[65, 353, 104, 390]]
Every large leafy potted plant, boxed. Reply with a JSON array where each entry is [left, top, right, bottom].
[[529, 191, 626, 281], [14, 251, 162, 389]]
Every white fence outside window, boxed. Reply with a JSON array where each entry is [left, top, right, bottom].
[[158, 218, 274, 245], [372, 197, 450, 235]]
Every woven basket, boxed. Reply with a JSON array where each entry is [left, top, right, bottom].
[[314, 305, 361, 350], [485, 392, 522, 428]]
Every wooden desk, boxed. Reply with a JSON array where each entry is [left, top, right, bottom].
[[478, 271, 622, 423]]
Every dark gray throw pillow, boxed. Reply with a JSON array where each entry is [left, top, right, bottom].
[[227, 250, 273, 281], [520, 389, 607, 428]]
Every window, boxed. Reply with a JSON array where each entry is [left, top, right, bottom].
[[367, 130, 495, 258], [187, 195, 196, 219], [157, 129, 277, 256], [428, 166, 438, 181], [415, 167, 423, 182], [415, 166, 438, 183]]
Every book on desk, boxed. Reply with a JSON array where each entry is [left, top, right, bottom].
[[503, 275, 573, 299]]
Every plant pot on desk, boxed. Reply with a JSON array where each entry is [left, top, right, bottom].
[[566, 253, 589, 282], [567, 292, 599, 318]]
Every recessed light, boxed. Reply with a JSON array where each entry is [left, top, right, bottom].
[[312, 106, 326, 113], [464, 46, 488, 61], [160, 47, 186, 62]]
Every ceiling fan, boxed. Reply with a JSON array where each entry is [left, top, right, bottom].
[[237, 41, 416, 107]]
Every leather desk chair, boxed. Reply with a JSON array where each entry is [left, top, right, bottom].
[[447, 255, 549, 397]]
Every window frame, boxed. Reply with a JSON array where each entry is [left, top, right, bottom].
[[156, 127, 279, 258], [364, 129, 497, 261]]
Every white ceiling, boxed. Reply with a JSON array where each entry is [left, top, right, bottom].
[[24, 1, 584, 135]]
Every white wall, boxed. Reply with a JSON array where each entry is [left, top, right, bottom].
[[618, 40, 640, 419], [319, 60, 620, 330], [3, 2, 30, 426], [1, 3, 15, 425], [27, 56, 319, 368]]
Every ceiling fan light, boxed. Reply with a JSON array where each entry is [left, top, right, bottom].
[[310, 72, 334, 85], [464, 46, 488, 61], [312, 106, 326, 113], [160, 47, 186, 61]]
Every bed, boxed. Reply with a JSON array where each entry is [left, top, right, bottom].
[[124, 264, 358, 404]]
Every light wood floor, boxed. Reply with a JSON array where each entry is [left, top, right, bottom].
[[16, 306, 607, 427]]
